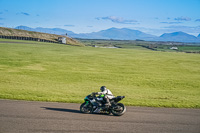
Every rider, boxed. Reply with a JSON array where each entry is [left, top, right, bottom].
[[93, 86, 115, 106]]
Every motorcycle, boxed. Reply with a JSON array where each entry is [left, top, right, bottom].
[[80, 93, 126, 116]]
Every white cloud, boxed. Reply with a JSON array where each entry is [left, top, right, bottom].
[[96, 16, 138, 24], [160, 22, 182, 24], [16, 12, 30, 16], [174, 16, 191, 21], [64, 24, 75, 27]]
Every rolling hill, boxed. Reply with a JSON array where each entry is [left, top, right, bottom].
[[15, 26, 75, 36], [0, 27, 82, 46], [72, 28, 157, 40], [159, 32, 198, 42], [14, 26, 200, 43]]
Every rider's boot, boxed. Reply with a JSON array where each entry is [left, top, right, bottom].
[[104, 98, 111, 106]]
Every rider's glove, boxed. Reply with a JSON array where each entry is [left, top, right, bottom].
[[92, 92, 98, 95]]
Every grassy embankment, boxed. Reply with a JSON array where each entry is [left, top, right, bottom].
[[0, 27, 83, 46], [0, 39, 200, 108]]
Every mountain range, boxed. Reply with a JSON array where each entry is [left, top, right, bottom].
[[15, 26, 200, 43]]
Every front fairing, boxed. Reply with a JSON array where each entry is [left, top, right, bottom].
[[84, 93, 93, 101], [84, 96, 89, 101]]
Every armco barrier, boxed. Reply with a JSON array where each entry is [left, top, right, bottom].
[[0, 35, 57, 43]]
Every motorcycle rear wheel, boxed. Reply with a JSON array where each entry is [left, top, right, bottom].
[[111, 103, 126, 116]]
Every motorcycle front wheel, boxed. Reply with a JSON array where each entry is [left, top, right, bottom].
[[80, 102, 92, 114], [111, 103, 126, 116]]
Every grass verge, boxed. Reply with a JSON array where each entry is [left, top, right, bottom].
[[0, 39, 200, 108]]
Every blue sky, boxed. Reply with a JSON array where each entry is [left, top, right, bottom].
[[0, 0, 200, 36]]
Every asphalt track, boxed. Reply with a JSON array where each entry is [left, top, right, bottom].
[[0, 99, 200, 133]]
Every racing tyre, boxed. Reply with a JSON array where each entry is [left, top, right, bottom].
[[80, 102, 92, 114], [111, 103, 126, 116]]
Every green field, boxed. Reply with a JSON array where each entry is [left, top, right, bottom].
[[0, 39, 200, 108], [78, 39, 200, 53]]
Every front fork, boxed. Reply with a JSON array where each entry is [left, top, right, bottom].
[[84, 100, 93, 109], [84, 101, 89, 106]]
